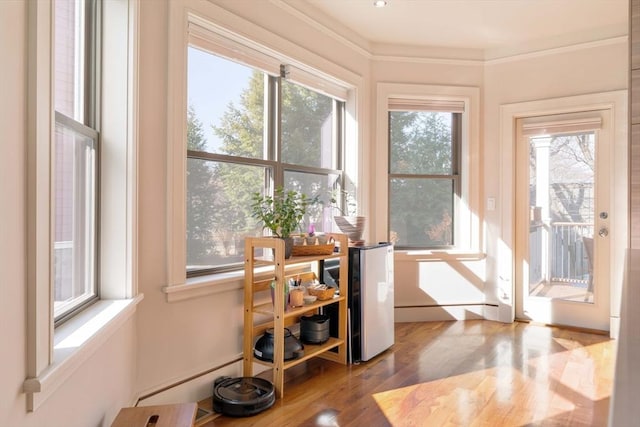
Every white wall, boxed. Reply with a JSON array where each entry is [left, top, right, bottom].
[[0, 1, 630, 425], [0, 2, 138, 425], [371, 41, 628, 323], [0, 0, 28, 422], [483, 41, 628, 309], [372, 60, 487, 318], [133, 0, 373, 400]]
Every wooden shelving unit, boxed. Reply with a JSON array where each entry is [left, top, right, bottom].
[[243, 233, 348, 398]]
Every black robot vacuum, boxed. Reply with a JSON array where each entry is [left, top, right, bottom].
[[212, 376, 275, 417]]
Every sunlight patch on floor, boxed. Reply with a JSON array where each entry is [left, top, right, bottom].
[[371, 341, 613, 426]]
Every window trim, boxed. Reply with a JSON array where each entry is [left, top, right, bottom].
[[52, 0, 102, 324], [387, 110, 462, 249], [167, 4, 362, 296], [184, 60, 346, 277], [375, 83, 481, 254], [24, 0, 140, 412]]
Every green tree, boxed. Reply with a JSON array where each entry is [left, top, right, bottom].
[[389, 111, 456, 247], [215, 71, 264, 158], [212, 71, 265, 248], [280, 79, 333, 168], [186, 105, 219, 264], [213, 72, 333, 236]]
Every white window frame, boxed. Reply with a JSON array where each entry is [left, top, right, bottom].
[[184, 46, 346, 277], [23, 0, 140, 412], [375, 83, 481, 255], [165, 2, 363, 302], [52, 0, 100, 320]]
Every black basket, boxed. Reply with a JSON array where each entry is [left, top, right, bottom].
[[300, 314, 330, 344]]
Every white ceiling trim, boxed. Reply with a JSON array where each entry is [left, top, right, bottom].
[[485, 35, 628, 65], [371, 54, 483, 67], [269, 0, 373, 59], [273, 0, 627, 67]]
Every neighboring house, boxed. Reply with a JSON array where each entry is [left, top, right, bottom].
[[0, 1, 634, 426]]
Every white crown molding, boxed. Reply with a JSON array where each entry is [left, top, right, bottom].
[[270, 0, 373, 59], [371, 54, 484, 67], [485, 35, 628, 65], [271, 0, 627, 67]]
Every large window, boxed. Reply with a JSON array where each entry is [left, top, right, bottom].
[[186, 47, 345, 275], [388, 102, 462, 248], [53, 0, 99, 323], [25, 0, 136, 409]]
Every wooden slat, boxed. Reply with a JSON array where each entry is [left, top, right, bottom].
[[243, 234, 349, 399], [112, 403, 197, 427]]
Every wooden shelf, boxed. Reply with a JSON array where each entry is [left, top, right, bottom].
[[243, 233, 348, 399], [251, 337, 344, 369], [252, 295, 345, 317]]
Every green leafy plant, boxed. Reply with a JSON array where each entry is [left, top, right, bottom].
[[250, 187, 315, 238], [327, 188, 357, 216]]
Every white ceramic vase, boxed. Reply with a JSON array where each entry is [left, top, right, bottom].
[[333, 215, 365, 243]]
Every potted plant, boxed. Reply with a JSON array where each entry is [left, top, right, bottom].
[[328, 189, 366, 244], [250, 187, 314, 258]]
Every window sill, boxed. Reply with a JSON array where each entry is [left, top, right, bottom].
[[162, 264, 312, 303], [394, 249, 485, 262], [23, 295, 144, 412]]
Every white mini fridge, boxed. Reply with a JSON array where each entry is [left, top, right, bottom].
[[323, 242, 394, 363], [347, 242, 395, 362]]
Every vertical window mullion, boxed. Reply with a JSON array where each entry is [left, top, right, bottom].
[[272, 74, 283, 188], [453, 113, 461, 194], [84, 0, 100, 129], [336, 100, 345, 177]]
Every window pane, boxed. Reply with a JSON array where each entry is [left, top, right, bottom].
[[186, 159, 264, 272], [55, 0, 87, 123], [53, 121, 97, 319], [281, 80, 334, 168], [390, 111, 454, 175], [187, 47, 265, 158], [389, 178, 454, 247], [284, 170, 340, 234]]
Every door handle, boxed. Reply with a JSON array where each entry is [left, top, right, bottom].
[[598, 228, 609, 237]]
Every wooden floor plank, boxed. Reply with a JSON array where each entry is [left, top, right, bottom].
[[199, 320, 615, 427]]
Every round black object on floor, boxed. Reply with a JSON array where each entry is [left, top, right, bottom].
[[212, 376, 275, 417]]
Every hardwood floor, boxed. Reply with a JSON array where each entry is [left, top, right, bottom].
[[199, 320, 615, 426]]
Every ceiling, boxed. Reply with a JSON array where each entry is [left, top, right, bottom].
[[279, 0, 629, 60]]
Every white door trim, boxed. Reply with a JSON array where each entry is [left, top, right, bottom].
[[497, 90, 628, 336]]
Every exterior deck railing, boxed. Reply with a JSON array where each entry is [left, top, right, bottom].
[[529, 221, 592, 286]]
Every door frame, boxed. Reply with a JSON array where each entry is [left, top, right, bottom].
[[497, 91, 628, 337], [515, 112, 609, 330]]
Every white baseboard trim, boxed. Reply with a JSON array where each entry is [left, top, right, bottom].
[[136, 360, 243, 407], [395, 305, 487, 322], [483, 304, 500, 321], [135, 305, 504, 406], [610, 316, 620, 339]]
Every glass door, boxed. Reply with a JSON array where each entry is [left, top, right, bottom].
[[515, 111, 610, 331]]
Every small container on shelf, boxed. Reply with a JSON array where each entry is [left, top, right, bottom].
[[289, 287, 304, 307], [303, 295, 317, 304], [270, 280, 289, 309], [291, 236, 335, 256], [307, 283, 336, 300]]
